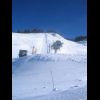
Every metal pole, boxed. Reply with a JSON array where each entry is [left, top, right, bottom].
[[50, 69, 55, 90], [45, 33, 48, 54]]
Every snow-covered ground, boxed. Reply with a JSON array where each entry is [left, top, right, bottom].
[[13, 85, 87, 100], [78, 40, 87, 46], [12, 33, 87, 58], [12, 33, 87, 100]]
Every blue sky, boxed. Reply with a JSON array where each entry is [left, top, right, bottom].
[[12, 0, 87, 38]]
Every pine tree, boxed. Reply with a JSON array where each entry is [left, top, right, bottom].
[[51, 40, 63, 53]]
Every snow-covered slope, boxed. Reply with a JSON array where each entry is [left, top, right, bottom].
[[12, 55, 87, 100], [77, 40, 87, 46], [12, 33, 87, 58], [12, 33, 87, 100], [13, 85, 87, 100]]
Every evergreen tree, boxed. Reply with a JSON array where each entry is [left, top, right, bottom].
[[51, 40, 63, 53], [74, 36, 87, 42]]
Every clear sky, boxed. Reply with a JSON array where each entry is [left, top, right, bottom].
[[12, 0, 87, 38]]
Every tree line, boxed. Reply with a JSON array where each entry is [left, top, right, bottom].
[[74, 35, 87, 42], [16, 28, 57, 34], [16, 28, 87, 42]]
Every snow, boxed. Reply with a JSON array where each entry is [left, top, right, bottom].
[[77, 40, 87, 46], [12, 33, 87, 100], [12, 33, 87, 58], [13, 86, 87, 100], [12, 56, 87, 100], [12, 33, 45, 58]]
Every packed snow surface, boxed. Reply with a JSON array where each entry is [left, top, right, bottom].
[[12, 33, 87, 100]]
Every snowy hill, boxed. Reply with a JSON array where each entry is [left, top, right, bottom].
[[12, 32, 87, 58], [12, 32, 87, 100], [78, 40, 87, 46]]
